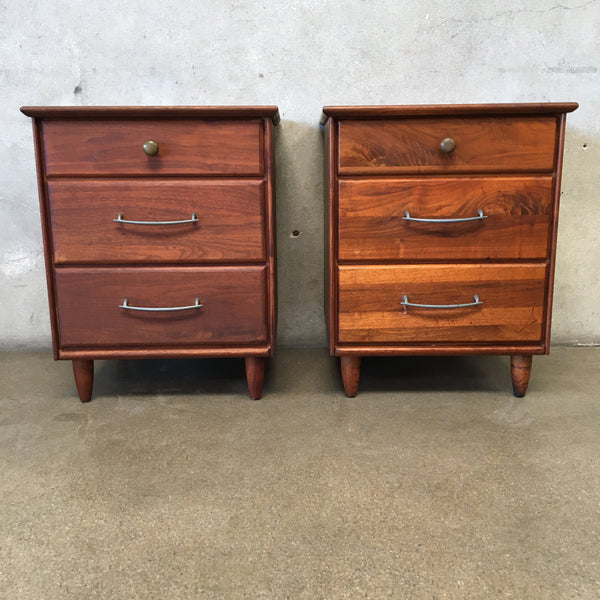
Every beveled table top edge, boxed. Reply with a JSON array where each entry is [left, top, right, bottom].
[[20, 105, 281, 124]]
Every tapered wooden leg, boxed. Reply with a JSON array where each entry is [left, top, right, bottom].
[[511, 354, 532, 398], [245, 357, 265, 400], [341, 356, 361, 397], [72, 359, 94, 403]]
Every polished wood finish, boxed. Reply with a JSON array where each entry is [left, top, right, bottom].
[[321, 103, 578, 124], [323, 118, 338, 355], [338, 264, 546, 343], [55, 266, 267, 347], [324, 103, 577, 396], [23, 106, 278, 400], [511, 354, 533, 397], [22, 105, 280, 122], [72, 359, 94, 403], [49, 180, 266, 264], [338, 117, 557, 174], [245, 357, 265, 400], [340, 356, 361, 398], [40, 119, 264, 176], [338, 177, 553, 261]]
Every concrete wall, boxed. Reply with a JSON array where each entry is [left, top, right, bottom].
[[2, 0, 599, 349]]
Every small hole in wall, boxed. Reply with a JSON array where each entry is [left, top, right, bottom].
[[582, 143, 588, 149], [73, 84, 82, 94], [291, 230, 301, 238]]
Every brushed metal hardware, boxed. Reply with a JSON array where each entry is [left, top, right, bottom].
[[119, 298, 203, 312], [142, 140, 159, 156], [401, 295, 482, 313], [113, 213, 199, 226], [440, 137, 456, 153], [403, 209, 487, 223]]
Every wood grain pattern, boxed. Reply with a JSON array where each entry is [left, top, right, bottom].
[[42, 119, 264, 176], [511, 354, 533, 397], [24, 106, 278, 401], [59, 347, 272, 359], [49, 180, 266, 264], [543, 113, 568, 350], [338, 177, 553, 261], [338, 264, 546, 343], [55, 266, 268, 348], [338, 117, 557, 174], [22, 105, 280, 123], [321, 103, 578, 124], [324, 103, 576, 395], [335, 345, 546, 356]]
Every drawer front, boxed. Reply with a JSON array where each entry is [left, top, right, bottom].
[[338, 117, 557, 174], [42, 119, 264, 176], [338, 177, 553, 261], [55, 267, 267, 348], [49, 180, 266, 264], [338, 264, 546, 344]]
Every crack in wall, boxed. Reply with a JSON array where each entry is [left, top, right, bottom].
[[428, 0, 599, 40]]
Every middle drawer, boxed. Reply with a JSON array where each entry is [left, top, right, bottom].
[[49, 180, 266, 264], [338, 177, 553, 261]]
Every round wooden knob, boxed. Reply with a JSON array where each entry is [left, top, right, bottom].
[[440, 137, 456, 153], [142, 140, 159, 156]]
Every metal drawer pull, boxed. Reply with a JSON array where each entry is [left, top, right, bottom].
[[119, 298, 203, 312], [143, 140, 159, 156], [440, 137, 456, 153], [114, 213, 199, 226], [401, 295, 482, 312], [403, 209, 487, 223]]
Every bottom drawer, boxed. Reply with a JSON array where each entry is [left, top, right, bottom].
[[338, 264, 546, 344], [55, 266, 267, 348]]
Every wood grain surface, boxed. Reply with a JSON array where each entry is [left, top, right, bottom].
[[338, 176, 553, 261], [49, 180, 266, 264], [42, 119, 264, 176], [338, 117, 557, 174], [55, 266, 268, 348], [321, 102, 578, 124], [338, 264, 546, 343]]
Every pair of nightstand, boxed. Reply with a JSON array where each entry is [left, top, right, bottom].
[[22, 102, 577, 401]]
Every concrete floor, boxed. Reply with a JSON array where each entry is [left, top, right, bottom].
[[0, 347, 598, 599]]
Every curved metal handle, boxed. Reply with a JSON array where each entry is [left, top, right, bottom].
[[119, 298, 203, 312], [440, 137, 456, 153], [113, 213, 199, 226], [403, 209, 487, 223], [143, 140, 159, 156], [401, 295, 482, 313]]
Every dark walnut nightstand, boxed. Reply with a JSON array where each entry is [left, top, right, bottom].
[[21, 105, 279, 401]]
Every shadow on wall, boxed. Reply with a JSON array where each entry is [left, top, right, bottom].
[[552, 128, 599, 345]]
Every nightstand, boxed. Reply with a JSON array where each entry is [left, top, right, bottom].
[[322, 103, 577, 397], [21, 106, 279, 401]]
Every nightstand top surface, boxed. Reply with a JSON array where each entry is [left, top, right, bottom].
[[320, 102, 578, 125], [20, 105, 281, 125]]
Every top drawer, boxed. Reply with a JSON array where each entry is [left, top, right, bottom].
[[42, 119, 264, 176], [338, 117, 557, 174]]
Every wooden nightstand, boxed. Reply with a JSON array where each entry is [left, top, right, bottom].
[[21, 106, 279, 401], [321, 103, 578, 397]]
